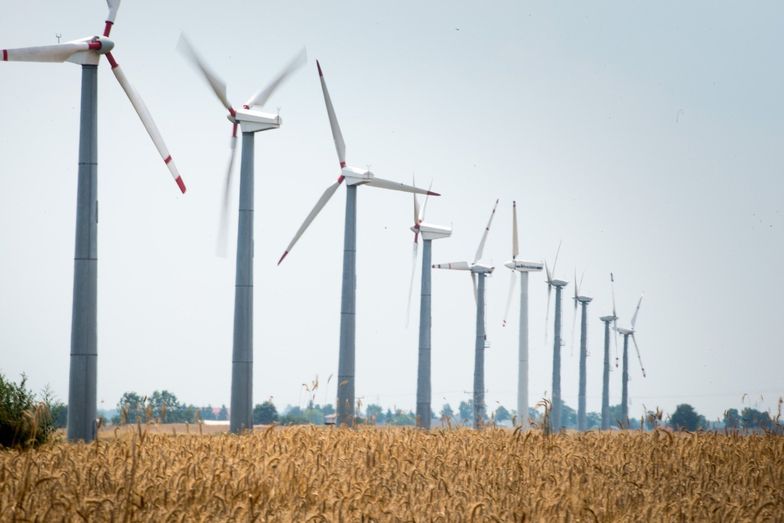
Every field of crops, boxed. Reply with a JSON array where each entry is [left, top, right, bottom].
[[1, 426, 783, 521]]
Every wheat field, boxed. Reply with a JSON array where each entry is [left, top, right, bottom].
[[1, 426, 783, 521]]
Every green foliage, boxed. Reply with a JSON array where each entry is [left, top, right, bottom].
[[723, 408, 740, 429], [113, 391, 199, 424], [740, 408, 772, 430], [439, 403, 454, 419], [494, 405, 510, 422], [669, 404, 707, 431], [0, 374, 57, 449], [365, 404, 383, 423], [253, 401, 279, 425]]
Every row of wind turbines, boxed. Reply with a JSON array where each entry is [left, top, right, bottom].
[[2, 0, 646, 441]]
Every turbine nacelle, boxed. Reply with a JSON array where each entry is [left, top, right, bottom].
[[549, 279, 568, 288], [412, 222, 452, 241], [230, 107, 281, 133], [574, 295, 592, 304], [616, 327, 634, 336], [471, 263, 494, 274], [599, 314, 617, 322], [504, 259, 543, 272], [341, 165, 374, 185]]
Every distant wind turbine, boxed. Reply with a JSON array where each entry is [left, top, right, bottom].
[[616, 293, 646, 428], [278, 61, 438, 426], [544, 245, 567, 432], [433, 200, 499, 429], [407, 187, 451, 429], [571, 272, 592, 431], [599, 272, 619, 430], [501, 201, 543, 429]]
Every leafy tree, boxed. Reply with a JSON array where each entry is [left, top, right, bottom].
[[200, 405, 216, 421], [387, 409, 416, 426], [458, 401, 473, 424], [741, 408, 772, 430], [218, 404, 229, 421], [366, 404, 383, 423], [116, 392, 145, 423], [149, 390, 181, 422], [586, 411, 601, 429], [557, 401, 577, 428], [253, 401, 278, 425], [669, 404, 704, 431], [440, 404, 454, 419], [495, 405, 511, 422], [321, 404, 335, 416], [723, 408, 740, 429], [0, 373, 57, 448]]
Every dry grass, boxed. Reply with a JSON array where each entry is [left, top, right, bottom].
[[1, 426, 783, 521]]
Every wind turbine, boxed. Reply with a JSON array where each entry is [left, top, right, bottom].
[[501, 201, 542, 429], [616, 294, 646, 428], [2, 0, 186, 442], [433, 199, 499, 429], [599, 273, 618, 430], [543, 245, 567, 432], [278, 61, 438, 427], [407, 189, 452, 429], [598, 272, 619, 430], [571, 272, 592, 431], [178, 36, 305, 434]]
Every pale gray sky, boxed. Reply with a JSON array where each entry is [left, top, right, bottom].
[[1, 0, 782, 420]]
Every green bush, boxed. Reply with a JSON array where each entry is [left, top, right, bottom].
[[0, 373, 57, 449]]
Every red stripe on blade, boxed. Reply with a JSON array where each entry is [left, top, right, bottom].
[[103, 21, 113, 37], [2, 50, 7, 61], [164, 155, 172, 164], [426, 191, 441, 196], [175, 176, 186, 194], [340, 161, 346, 168], [106, 52, 118, 69], [337, 175, 345, 183], [88, 41, 102, 51]]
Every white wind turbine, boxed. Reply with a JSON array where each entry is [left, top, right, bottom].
[[616, 293, 646, 428], [433, 199, 499, 429], [2, 0, 186, 442], [543, 243, 568, 432], [178, 36, 305, 434], [571, 271, 592, 431], [406, 188, 452, 429], [278, 61, 438, 427], [501, 201, 543, 429]]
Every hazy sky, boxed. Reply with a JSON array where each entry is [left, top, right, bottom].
[[1, 1, 782, 421]]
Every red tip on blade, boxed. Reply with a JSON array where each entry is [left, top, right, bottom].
[[337, 174, 345, 183], [175, 176, 186, 194], [277, 251, 289, 265], [103, 21, 113, 37], [231, 122, 238, 137], [426, 190, 441, 196], [106, 52, 118, 69], [340, 161, 346, 168], [2, 50, 7, 61], [316, 60, 323, 77]]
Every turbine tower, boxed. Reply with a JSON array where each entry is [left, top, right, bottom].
[[278, 61, 438, 427], [2, 0, 186, 442], [178, 37, 306, 434], [571, 273, 592, 431], [616, 294, 646, 428], [599, 272, 619, 429], [543, 244, 567, 432], [407, 190, 451, 429], [433, 200, 499, 429], [501, 201, 542, 429]]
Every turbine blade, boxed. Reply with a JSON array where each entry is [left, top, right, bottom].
[[405, 241, 418, 328], [244, 47, 307, 108], [631, 293, 644, 329], [104, 0, 121, 35], [278, 178, 342, 264], [420, 181, 433, 222], [552, 240, 562, 278], [107, 53, 185, 192], [316, 61, 346, 167], [544, 261, 551, 283], [216, 123, 239, 257], [631, 334, 646, 378], [471, 273, 478, 304], [432, 261, 471, 270], [177, 34, 233, 114], [512, 200, 519, 259], [364, 177, 439, 195], [474, 199, 499, 263], [412, 178, 421, 226], [2, 41, 96, 63], [502, 270, 517, 327]]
